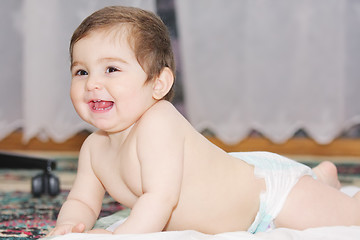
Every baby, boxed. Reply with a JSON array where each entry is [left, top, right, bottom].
[[48, 6, 360, 236]]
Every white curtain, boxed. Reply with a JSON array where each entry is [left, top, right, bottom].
[[175, 0, 360, 144], [0, 0, 156, 143]]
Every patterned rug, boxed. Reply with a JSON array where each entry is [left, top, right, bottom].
[[0, 190, 125, 239], [0, 153, 125, 239]]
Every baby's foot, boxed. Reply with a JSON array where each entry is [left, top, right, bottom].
[[313, 161, 341, 189]]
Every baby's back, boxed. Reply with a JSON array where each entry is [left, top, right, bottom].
[[164, 115, 265, 233]]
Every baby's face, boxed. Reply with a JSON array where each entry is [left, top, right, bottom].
[[70, 29, 156, 133]]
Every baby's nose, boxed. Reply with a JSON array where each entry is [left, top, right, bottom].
[[86, 76, 103, 91]]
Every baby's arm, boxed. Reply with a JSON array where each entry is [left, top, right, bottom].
[[113, 103, 184, 234], [48, 137, 105, 236]]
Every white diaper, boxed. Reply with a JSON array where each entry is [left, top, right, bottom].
[[229, 151, 315, 233]]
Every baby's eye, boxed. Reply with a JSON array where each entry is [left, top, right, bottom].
[[106, 67, 120, 73], [75, 70, 88, 76]]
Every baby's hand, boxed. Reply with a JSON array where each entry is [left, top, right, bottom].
[[47, 223, 85, 236]]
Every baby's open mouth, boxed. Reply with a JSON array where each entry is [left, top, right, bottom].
[[89, 100, 114, 111]]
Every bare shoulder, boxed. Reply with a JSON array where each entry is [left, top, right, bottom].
[[139, 100, 188, 129], [82, 130, 106, 145], [79, 130, 109, 156], [135, 100, 190, 148], [144, 100, 181, 118]]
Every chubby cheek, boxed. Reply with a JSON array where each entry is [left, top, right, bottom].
[[70, 83, 79, 105], [70, 83, 86, 116]]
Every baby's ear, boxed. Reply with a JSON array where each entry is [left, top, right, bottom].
[[152, 67, 174, 100]]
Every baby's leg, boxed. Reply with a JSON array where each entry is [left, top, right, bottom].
[[274, 175, 360, 230], [312, 161, 341, 189]]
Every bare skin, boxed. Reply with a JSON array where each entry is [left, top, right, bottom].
[[48, 29, 360, 236]]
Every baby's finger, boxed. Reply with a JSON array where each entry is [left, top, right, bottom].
[[72, 223, 86, 233], [46, 228, 55, 237], [47, 228, 69, 236]]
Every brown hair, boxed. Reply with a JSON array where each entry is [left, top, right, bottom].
[[70, 6, 175, 101]]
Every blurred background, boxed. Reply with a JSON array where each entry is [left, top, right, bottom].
[[1, 0, 360, 155]]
